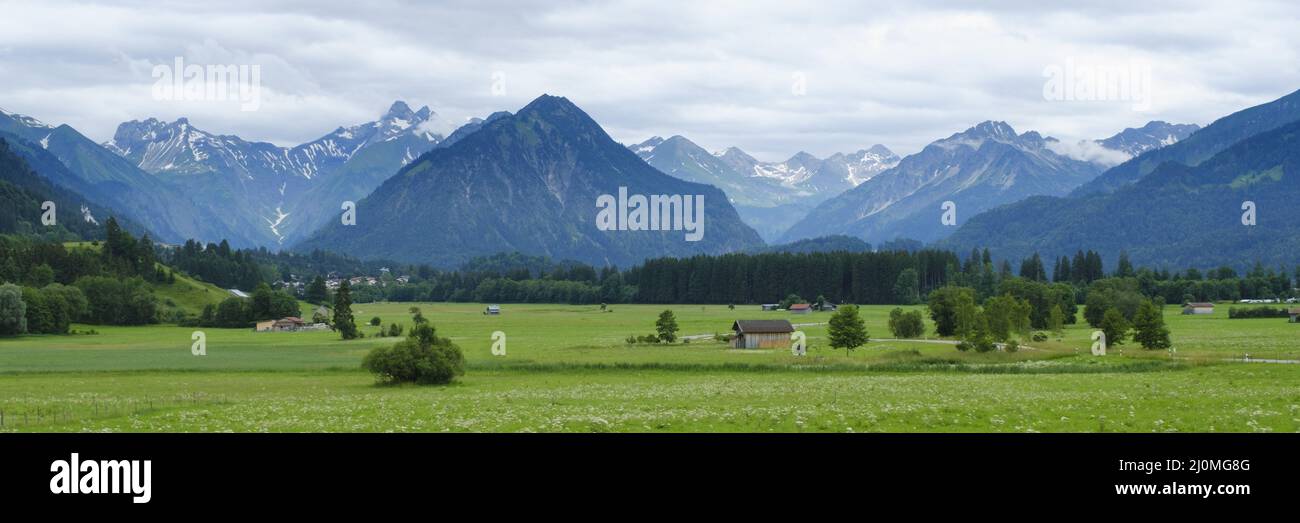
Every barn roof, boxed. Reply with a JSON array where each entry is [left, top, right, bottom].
[[1184, 302, 1215, 308], [732, 319, 795, 334]]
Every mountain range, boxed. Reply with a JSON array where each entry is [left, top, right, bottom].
[[778, 120, 1199, 246], [6, 87, 1294, 273], [0, 135, 126, 240], [102, 101, 453, 246], [630, 136, 898, 240], [941, 88, 1300, 271], [0, 107, 243, 245], [297, 95, 764, 267]]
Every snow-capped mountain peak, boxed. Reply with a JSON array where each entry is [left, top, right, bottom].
[[0, 107, 52, 129], [631, 136, 664, 155], [829, 145, 900, 186], [1096, 120, 1201, 157], [100, 100, 453, 246]]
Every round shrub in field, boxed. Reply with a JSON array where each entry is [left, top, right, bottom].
[[362, 324, 465, 385]]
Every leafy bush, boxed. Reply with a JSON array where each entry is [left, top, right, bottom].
[[1031, 332, 1048, 342], [1004, 339, 1020, 353], [888, 307, 926, 338], [362, 324, 464, 385], [369, 316, 382, 326]]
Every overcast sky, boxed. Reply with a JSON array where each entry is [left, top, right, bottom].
[[1, 0, 1298, 160]]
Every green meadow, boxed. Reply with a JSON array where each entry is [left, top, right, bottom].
[[1, 303, 1297, 432]]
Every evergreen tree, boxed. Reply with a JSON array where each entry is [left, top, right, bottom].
[[1054, 256, 1071, 283], [892, 268, 920, 304], [333, 280, 358, 340], [305, 276, 328, 304], [1085, 251, 1105, 282], [1017, 253, 1047, 282], [1116, 251, 1135, 278], [1132, 300, 1171, 350]]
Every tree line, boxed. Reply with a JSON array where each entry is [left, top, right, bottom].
[[0, 217, 172, 334]]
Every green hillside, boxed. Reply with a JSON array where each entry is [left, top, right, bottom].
[[63, 241, 230, 316]]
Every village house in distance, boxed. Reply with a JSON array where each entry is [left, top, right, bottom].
[[730, 319, 794, 349], [255, 317, 328, 332]]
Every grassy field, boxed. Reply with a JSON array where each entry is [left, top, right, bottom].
[[1, 303, 1297, 432]]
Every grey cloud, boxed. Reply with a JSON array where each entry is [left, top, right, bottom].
[[0, 0, 1296, 160]]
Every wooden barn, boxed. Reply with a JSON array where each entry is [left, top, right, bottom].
[[789, 303, 812, 314], [1182, 302, 1215, 315], [1290, 308, 1300, 323], [730, 319, 794, 349], [255, 317, 306, 332]]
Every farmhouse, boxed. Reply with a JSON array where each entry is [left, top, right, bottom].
[[789, 303, 812, 314], [761, 304, 779, 311], [1182, 302, 1215, 315], [731, 319, 794, 349], [256, 317, 307, 332], [818, 302, 838, 312]]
